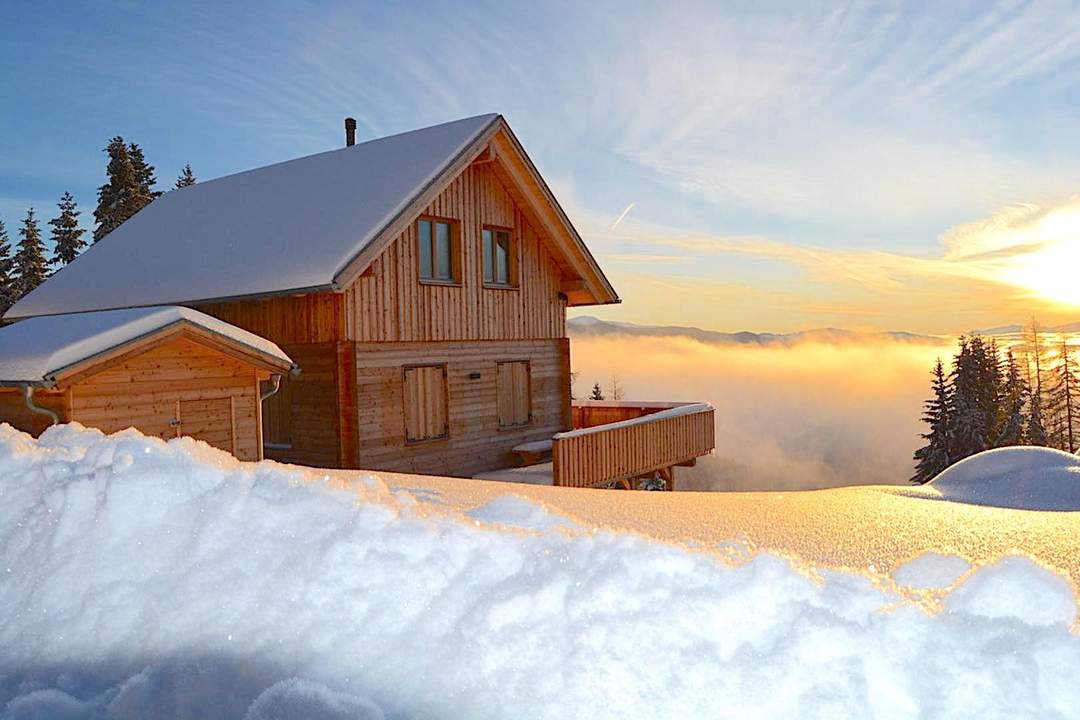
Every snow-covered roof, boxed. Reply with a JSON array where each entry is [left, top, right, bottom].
[[0, 306, 293, 385], [5, 115, 502, 319]]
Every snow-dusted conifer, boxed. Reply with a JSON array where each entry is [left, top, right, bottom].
[[0, 220, 15, 314], [1049, 339, 1079, 453], [949, 336, 989, 460], [1025, 321, 1049, 447], [128, 143, 161, 200], [14, 208, 47, 297], [48, 192, 86, 266], [175, 163, 196, 189], [94, 137, 159, 242], [995, 350, 1027, 447], [912, 358, 953, 484], [589, 382, 604, 401]]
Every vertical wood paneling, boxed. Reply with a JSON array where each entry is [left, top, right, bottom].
[[353, 338, 570, 477], [197, 293, 346, 345], [347, 163, 567, 343]]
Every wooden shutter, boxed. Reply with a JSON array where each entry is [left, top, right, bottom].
[[497, 361, 531, 428], [404, 364, 449, 442]]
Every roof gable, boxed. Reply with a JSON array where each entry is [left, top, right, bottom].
[[0, 307, 293, 386]]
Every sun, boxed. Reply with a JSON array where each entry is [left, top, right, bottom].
[[994, 210, 1080, 307]]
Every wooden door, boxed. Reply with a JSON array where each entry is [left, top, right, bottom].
[[178, 397, 236, 454]]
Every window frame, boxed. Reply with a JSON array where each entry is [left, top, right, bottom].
[[402, 362, 451, 445], [416, 215, 462, 287], [496, 359, 533, 429], [481, 224, 519, 290]]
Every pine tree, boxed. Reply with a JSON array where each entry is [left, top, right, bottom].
[[912, 358, 953, 484], [128, 143, 161, 200], [14, 208, 47, 298], [589, 382, 605, 401], [94, 137, 157, 242], [995, 350, 1027, 447], [1025, 321, 1049, 446], [48, 192, 86, 266], [0, 220, 15, 315], [1050, 338, 1079, 453], [174, 163, 196, 189], [950, 336, 990, 460]]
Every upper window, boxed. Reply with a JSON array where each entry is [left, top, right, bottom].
[[418, 218, 457, 283], [482, 226, 516, 287]]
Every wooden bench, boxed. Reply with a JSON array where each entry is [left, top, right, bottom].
[[511, 438, 553, 466]]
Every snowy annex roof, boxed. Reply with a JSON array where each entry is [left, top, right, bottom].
[[0, 306, 294, 386], [6, 114, 617, 320]]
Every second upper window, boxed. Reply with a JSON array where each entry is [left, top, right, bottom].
[[418, 218, 456, 283], [482, 226, 516, 287]]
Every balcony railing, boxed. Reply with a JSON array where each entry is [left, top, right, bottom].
[[552, 401, 714, 489]]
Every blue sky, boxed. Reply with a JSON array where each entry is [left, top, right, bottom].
[[3, 1, 1080, 332]]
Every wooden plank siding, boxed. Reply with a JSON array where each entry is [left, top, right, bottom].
[[67, 338, 264, 460], [261, 341, 354, 469], [196, 293, 347, 345], [0, 388, 71, 436], [552, 407, 715, 488], [343, 162, 567, 343], [353, 339, 571, 477], [192, 158, 574, 477]]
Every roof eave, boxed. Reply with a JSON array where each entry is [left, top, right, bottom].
[[3, 282, 340, 322]]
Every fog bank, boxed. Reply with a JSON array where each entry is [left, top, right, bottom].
[[570, 334, 950, 491]]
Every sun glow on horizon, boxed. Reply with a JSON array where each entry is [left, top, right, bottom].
[[944, 200, 1080, 310]]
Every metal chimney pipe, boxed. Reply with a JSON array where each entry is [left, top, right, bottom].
[[345, 117, 357, 147]]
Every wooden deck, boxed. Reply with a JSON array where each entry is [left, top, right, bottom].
[[551, 401, 715, 489]]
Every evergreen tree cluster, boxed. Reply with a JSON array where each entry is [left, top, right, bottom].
[[0, 136, 194, 315], [913, 324, 1080, 483]]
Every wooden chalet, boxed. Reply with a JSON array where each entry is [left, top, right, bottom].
[[2, 115, 713, 489]]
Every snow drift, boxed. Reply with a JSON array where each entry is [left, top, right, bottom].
[[2, 424, 1080, 719], [921, 446, 1080, 511]]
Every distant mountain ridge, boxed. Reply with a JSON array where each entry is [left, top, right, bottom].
[[972, 322, 1080, 336], [568, 316, 945, 346]]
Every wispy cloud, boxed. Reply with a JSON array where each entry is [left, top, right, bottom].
[[609, 203, 635, 231]]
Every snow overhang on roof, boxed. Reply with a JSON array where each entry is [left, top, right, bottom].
[[5, 113, 618, 320], [0, 306, 294, 387]]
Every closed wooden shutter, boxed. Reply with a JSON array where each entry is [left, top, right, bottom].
[[403, 364, 449, 442], [497, 361, 531, 428]]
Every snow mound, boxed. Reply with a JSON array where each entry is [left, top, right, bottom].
[[2, 423, 1080, 718], [947, 556, 1077, 626], [466, 495, 578, 531], [924, 446, 1080, 510], [893, 552, 972, 589]]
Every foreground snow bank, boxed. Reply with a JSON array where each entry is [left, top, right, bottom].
[[924, 446, 1080, 510], [2, 424, 1079, 719]]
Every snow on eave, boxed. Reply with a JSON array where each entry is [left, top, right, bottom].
[[0, 307, 294, 386]]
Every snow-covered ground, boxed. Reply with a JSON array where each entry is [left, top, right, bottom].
[[2, 424, 1080, 719]]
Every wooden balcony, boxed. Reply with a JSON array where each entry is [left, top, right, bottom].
[[551, 401, 715, 489]]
